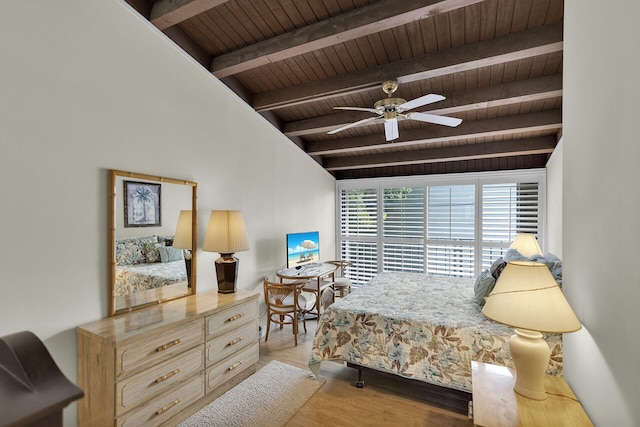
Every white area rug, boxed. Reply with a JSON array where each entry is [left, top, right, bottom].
[[178, 360, 325, 427]]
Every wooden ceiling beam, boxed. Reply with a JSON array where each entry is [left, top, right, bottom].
[[307, 110, 562, 155], [253, 23, 563, 112], [150, 0, 231, 30], [162, 25, 213, 68], [211, 0, 484, 78], [284, 74, 563, 136], [323, 136, 557, 171]]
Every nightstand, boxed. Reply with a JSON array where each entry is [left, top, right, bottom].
[[471, 361, 592, 426]]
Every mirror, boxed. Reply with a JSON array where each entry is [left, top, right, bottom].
[[109, 170, 197, 316]]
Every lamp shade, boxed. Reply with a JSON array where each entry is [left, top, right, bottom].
[[172, 210, 193, 250], [482, 261, 581, 333], [509, 233, 542, 257], [202, 210, 249, 254]]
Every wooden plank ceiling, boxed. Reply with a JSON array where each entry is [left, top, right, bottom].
[[127, 0, 563, 179]]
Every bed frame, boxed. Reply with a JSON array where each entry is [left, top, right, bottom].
[[347, 362, 472, 415]]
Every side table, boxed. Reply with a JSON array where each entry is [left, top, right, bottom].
[[471, 361, 592, 426]]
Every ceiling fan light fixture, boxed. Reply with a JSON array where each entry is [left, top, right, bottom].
[[381, 80, 399, 96], [328, 81, 462, 139]]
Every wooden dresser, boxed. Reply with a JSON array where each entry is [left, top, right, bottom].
[[77, 290, 259, 427]]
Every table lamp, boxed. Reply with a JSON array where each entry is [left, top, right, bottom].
[[202, 210, 249, 294], [172, 210, 193, 287], [509, 233, 542, 257], [482, 260, 581, 400]]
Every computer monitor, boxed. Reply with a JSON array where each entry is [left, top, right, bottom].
[[286, 231, 320, 268]]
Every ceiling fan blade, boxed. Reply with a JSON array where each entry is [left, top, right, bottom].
[[384, 119, 399, 141], [328, 116, 380, 135], [406, 112, 462, 127], [334, 106, 380, 114], [398, 94, 445, 111]]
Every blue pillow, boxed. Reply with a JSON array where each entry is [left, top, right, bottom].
[[474, 269, 496, 307], [158, 246, 184, 263]]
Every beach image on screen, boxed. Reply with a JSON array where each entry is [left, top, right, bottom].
[[287, 231, 319, 268]]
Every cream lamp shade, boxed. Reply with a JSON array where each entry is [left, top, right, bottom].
[[202, 210, 249, 255], [482, 260, 581, 400], [509, 233, 542, 257], [171, 210, 194, 287], [172, 210, 193, 250], [202, 210, 249, 294]]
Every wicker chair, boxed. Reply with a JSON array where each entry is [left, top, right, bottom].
[[326, 260, 353, 297], [263, 277, 309, 346]]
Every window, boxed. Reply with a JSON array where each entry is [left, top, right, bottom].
[[426, 185, 476, 277], [480, 182, 541, 270], [336, 170, 545, 286], [338, 188, 378, 285], [383, 187, 424, 273]]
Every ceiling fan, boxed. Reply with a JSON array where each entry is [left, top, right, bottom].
[[328, 80, 462, 141]]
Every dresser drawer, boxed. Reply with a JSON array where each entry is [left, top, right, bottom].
[[116, 319, 203, 378], [206, 341, 259, 393], [206, 299, 258, 340], [116, 346, 204, 416], [117, 372, 204, 427], [206, 319, 258, 367]]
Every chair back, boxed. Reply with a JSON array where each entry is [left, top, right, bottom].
[[263, 278, 308, 311], [326, 260, 353, 279]]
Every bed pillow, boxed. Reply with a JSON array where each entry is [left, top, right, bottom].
[[474, 269, 496, 307], [115, 236, 158, 265], [157, 235, 175, 247], [158, 246, 184, 263], [144, 241, 165, 263], [489, 257, 507, 279], [115, 241, 145, 265], [503, 248, 529, 263]]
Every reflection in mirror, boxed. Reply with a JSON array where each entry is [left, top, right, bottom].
[[109, 170, 197, 316]]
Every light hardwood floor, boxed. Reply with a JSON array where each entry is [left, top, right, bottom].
[[257, 319, 473, 427]]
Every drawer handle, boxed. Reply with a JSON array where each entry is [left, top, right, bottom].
[[156, 339, 181, 352], [156, 399, 180, 415], [227, 336, 244, 347], [228, 360, 244, 371], [155, 369, 180, 383], [226, 313, 244, 322]]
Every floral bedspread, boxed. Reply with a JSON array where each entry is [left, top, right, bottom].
[[115, 260, 187, 296], [309, 272, 563, 393]]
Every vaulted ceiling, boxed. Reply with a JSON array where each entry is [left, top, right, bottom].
[[125, 0, 563, 180]]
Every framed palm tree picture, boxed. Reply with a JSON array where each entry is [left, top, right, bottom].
[[124, 180, 161, 227]]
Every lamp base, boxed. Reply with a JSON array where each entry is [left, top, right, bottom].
[[510, 328, 551, 400], [215, 253, 239, 294], [184, 255, 192, 288]]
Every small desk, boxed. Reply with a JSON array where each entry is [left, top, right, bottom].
[[277, 263, 337, 318], [471, 361, 592, 427]]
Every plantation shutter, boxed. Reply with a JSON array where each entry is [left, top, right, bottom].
[[382, 187, 425, 273], [336, 170, 545, 282], [481, 182, 541, 269], [426, 185, 476, 277], [338, 188, 378, 285]]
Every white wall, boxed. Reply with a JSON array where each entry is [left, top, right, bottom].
[[545, 137, 563, 257], [0, 2, 334, 426], [563, 1, 640, 425]]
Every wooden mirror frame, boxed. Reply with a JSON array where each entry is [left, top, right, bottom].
[[108, 170, 197, 316]]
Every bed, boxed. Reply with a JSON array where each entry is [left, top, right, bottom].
[[114, 235, 188, 297], [309, 272, 562, 400], [114, 260, 187, 296]]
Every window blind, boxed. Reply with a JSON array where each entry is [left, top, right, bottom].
[[338, 189, 378, 285], [336, 170, 545, 285], [481, 182, 540, 270]]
